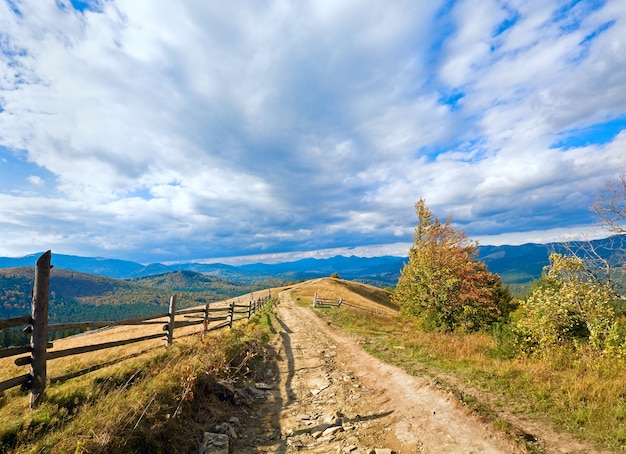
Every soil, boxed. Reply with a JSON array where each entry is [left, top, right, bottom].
[[226, 282, 610, 454]]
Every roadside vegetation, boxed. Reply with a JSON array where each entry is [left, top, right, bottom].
[[394, 198, 515, 332], [357, 176, 626, 451], [0, 299, 277, 453], [319, 306, 626, 451]]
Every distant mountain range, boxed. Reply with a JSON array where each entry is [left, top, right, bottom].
[[1, 235, 624, 288], [1, 235, 623, 347]]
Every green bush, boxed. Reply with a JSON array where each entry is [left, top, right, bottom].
[[515, 254, 621, 355]]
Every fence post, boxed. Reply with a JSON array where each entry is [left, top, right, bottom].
[[203, 301, 210, 336], [228, 302, 235, 328], [30, 250, 51, 409], [166, 295, 177, 347], [247, 300, 252, 319]]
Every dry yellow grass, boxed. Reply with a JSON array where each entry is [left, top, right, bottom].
[[0, 289, 277, 453], [288, 277, 399, 315], [0, 290, 271, 385]]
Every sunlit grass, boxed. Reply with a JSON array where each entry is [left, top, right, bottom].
[[0, 298, 277, 453], [319, 307, 626, 452]]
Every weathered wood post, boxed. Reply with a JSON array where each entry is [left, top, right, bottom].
[[228, 302, 235, 329], [247, 300, 252, 319], [202, 301, 211, 335], [166, 295, 177, 347], [30, 250, 51, 409]]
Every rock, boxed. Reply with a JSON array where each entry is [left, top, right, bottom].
[[198, 432, 229, 454], [343, 446, 357, 453], [247, 385, 268, 399], [287, 439, 305, 449], [213, 422, 237, 439], [211, 379, 239, 404], [255, 382, 273, 390], [321, 426, 343, 437], [310, 383, 330, 395]]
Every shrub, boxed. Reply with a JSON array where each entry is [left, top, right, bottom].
[[515, 253, 619, 355]]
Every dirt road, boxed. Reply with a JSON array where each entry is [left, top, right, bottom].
[[232, 288, 523, 453]]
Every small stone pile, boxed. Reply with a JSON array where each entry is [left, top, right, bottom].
[[198, 416, 240, 454]]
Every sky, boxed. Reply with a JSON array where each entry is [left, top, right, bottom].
[[0, 0, 625, 265]]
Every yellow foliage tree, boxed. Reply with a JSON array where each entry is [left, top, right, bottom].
[[515, 253, 618, 353]]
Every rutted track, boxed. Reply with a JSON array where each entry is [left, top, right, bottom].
[[233, 286, 522, 453]]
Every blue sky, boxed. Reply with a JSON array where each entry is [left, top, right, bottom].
[[0, 0, 625, 265]]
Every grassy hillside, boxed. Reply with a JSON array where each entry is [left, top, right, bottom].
[[0, 296, 277, 453], [288, 277, 399, 315]]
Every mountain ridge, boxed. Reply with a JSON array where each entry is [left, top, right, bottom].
[[1, 235, 624, 288]]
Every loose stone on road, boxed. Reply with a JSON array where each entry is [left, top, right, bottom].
[[232, 286, 522, 453]]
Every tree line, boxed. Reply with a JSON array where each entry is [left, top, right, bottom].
[[0, 268, 278, 348]]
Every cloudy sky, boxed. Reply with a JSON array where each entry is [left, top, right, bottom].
[[1, 0, 625, 265]]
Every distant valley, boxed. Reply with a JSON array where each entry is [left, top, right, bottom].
[[0, 267, 276, 347]]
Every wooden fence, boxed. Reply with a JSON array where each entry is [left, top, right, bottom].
[[0, 251, 272, 408], [312, 292, 343, 308], [312, 291, 395, 316]]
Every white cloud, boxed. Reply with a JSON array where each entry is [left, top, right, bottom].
[[0, 0, 625, 263], [27, 175, 43, 185]]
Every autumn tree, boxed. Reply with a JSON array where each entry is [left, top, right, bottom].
[[393, 199, 513, 332]]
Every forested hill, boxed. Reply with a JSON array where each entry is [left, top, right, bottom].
[[0, 267, 269, 327]]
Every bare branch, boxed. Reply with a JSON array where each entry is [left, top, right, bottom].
[[591, 173, 626, 234]]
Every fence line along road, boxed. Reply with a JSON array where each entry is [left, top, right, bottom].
[[0, 251, 272, 409]]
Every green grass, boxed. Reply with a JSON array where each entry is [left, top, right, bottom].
[[318, 307, 626, 452], [0, 299, 278, 453]]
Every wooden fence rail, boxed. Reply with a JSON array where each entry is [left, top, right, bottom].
[[312, 292, 343, 308], [0, 251, 272, 408]]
